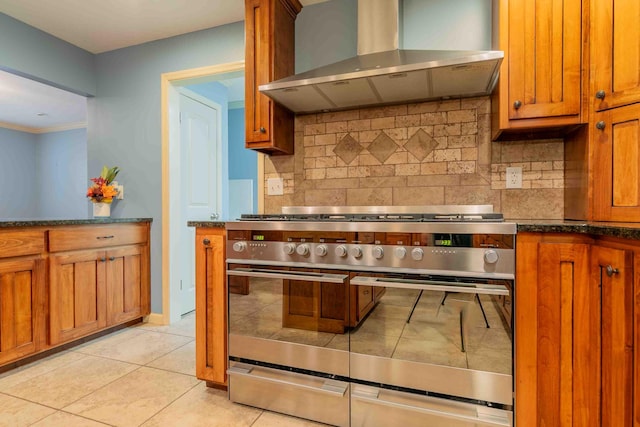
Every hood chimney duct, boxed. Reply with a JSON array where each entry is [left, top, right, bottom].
[[357, 0, 400, 55]]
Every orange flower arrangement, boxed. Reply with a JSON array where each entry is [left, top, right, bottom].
[[87, 166, 120, 204]]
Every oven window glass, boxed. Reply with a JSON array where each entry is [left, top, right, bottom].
[[349, 277, 513, 376]]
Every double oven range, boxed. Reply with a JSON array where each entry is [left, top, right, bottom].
[[226, 206, 515, 427]]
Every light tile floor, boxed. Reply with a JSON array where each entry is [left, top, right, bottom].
[[0, 313, 324, 427]]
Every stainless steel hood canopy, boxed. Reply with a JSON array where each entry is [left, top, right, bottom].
[[259, 0, 503, 114]]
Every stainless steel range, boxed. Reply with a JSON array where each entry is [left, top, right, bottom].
[[226, 205, 515, 427]]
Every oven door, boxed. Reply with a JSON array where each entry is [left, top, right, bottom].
[[349, 274, 513, 409], [226, 264, 350, 426]]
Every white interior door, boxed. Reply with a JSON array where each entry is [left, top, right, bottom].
[[180, 91, 221, 315]]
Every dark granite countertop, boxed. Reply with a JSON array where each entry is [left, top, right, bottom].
[[0, 218, 152, 228], [187, 221, 226, 228], [516, 220, 640, 240]]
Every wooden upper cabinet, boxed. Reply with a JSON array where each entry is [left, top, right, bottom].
[[245, 0, 302, 155], [592, 103, 640, 221], [592, 0, 640, 111], [492, 0, 584, 139]]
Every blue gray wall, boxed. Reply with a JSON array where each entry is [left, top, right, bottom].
[[91, 22, 244, 312], [0, 128, 38, 217], [0, 127, 86, 218], [36, 128, 87, 218], [228, 107, 258, 212], [0, 13, 95, 95]]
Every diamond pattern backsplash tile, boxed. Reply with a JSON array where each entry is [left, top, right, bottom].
[[333, 133, 363, 165], [367, 131, 398, 164], [405, 128, 438, 161]]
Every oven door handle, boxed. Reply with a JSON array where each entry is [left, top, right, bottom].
[[228, 364, 348, 397], [227, 268, 348, 283], [352, 388, 510, 426], [350, 276, 509, 296]]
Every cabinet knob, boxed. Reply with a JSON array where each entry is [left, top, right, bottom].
[[100, 257, 106, 262], [605, 265, 619, 277], [595, 90, 606, 100], [596, 121, 606, 130], [203, 238, 211, 246], [513, 100, 522, 109], [259, 127, 266, 133], [109, 256, 115, 261]]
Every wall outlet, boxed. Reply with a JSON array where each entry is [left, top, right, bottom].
[[506, 167, 522, 189], [112, 181, 124, 199], [267, 178, 284, 195]]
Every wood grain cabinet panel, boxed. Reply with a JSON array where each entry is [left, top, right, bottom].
[[592, 245, 634, 427], [592, 103, 640, 221], [492, 0, 584, 139], [49, 250, 107, 345], [515, 234, 597, 426], [0, 257, 45, 365], [244, 0, 301, 154], [105, 245, 150, 325], [195, 229, 227, 387], [592, 0, 640, 111]]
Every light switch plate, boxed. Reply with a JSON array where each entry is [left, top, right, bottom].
[[267, 178, 284, 195]]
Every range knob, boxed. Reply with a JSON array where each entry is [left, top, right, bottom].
[[350, 246, 363, 258], [296, 244, 310, 256], [411, 248, 424, 261], [372, 246, 384, 259], [315, 244, 328, 256], [335, 245, 348, 257], [394, 247, 407, 259], [484, 249, 499, 264], [283, 243, 296, 255], [232, 241, 247, 252]]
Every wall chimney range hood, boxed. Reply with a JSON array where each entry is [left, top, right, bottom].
[[259, 0, 504, 114]]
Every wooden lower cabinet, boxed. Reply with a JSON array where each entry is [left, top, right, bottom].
[[195, 228, 227, 388], [0, 257, 46, 365], [49, 249, 107, 345], [516, 233, 639, 426], [105, 245, 149, 325]]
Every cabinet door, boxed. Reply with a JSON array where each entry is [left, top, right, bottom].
[[50, 250, 107, 345], [195, 230, 227, 386], [515, 235, 597, 426], [0, 258, 45, 364], [592, 245, 634, 427], [592, 0, 640, 111], [105, 245, 149, 325], [500, 0, 582, 123], [592, 103, 640, 221], [245, 0, 272, 146], [244, 0, 298, 154]]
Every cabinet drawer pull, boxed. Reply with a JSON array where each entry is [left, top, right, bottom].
[[605, 265, 619, 277], [596, 121, 606, 130], [513, 100, 522, 109], [595, 90, 606, 99], [203, 238, 211, 245], [97, 235, 115, 240]]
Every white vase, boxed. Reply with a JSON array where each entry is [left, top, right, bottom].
[[93, 202, 111, 217]]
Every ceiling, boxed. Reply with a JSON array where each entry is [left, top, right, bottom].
[[0, 0, 324, 132]]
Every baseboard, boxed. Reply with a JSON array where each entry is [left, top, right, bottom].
[[145, 312, 166, 325]]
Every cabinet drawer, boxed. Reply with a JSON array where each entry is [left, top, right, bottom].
[[0, 230, 45, 258], [49, 224, 147, 252]]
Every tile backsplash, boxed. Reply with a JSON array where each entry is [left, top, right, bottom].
[[264, 96, 564, 219]]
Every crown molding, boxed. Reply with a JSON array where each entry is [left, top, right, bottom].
[[0, 121, 87, 134]]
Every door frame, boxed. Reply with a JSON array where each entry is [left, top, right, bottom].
[[160, 61, 264, 325]]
